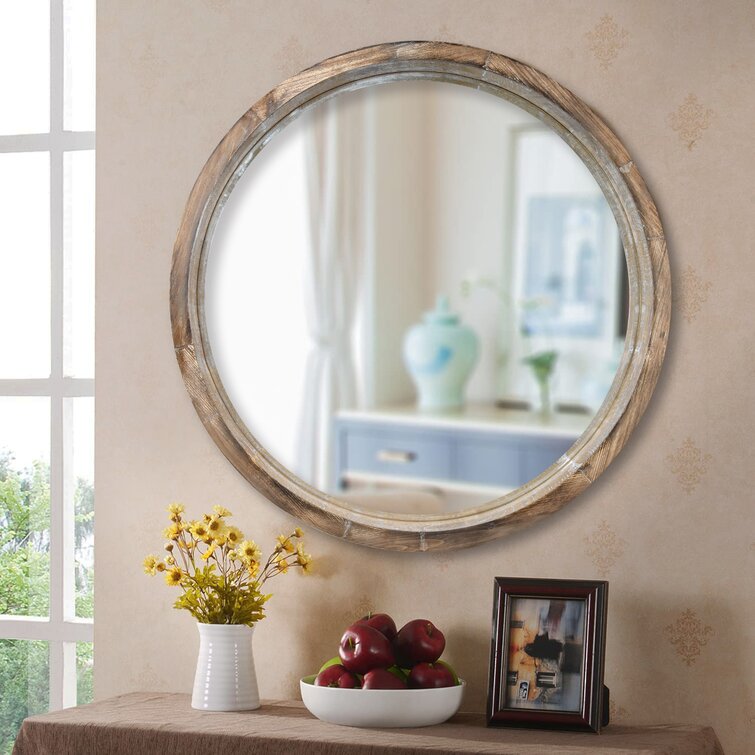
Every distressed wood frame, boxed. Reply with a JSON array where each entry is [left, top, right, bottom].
[[170, 42, 671, 552]]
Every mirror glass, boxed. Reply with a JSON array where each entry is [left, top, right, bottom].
[[205, 79, 627, 516]]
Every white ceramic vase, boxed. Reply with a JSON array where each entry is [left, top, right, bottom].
[[191, 623, 260, 711]]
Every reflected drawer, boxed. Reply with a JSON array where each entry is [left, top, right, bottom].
[[456, 438, 520, 487], [333, 416, 579, 491], [338, 427, 452, 481]]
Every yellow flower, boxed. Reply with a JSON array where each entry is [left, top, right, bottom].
[[146, 503, 315, 623], [276, 534, 294, 553], [296, 543, 313, 571], [163, 522, 183, 540], [206, 515, 224, 535], [167, 503, 185, 522], [189, 521, 209, 540], [239, 540, 262, 563], [143, 555, 159, 575], [225, 526, 243, 545]]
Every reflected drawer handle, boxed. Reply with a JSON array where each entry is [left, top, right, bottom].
[[376, 449, 417, 464]]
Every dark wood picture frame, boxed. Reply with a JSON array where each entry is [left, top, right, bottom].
[[487, 577, 608, 732]]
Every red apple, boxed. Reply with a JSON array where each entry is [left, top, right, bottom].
[[363, 668, 408, 689], [314, 664, 362, 688], [394, 619, 446, 666], [408, 662, 455, 689], [355, 612, 398, 642], [339, 624, 395, 674], [436, 659, 460, 685]]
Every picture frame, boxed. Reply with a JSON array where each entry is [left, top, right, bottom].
[[487, 577, 608, 732]]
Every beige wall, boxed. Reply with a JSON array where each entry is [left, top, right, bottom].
[[95, 2, 754, 752]]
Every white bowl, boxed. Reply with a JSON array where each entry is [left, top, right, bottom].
[[300, 675, 466, 728]]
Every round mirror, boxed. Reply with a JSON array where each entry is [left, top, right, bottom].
[[172, 43, 670, 551]]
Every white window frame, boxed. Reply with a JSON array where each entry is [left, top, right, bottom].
[[0, 0, 94, 711]]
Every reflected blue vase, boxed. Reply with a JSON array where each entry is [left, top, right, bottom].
[[403, 295, 479, 410]]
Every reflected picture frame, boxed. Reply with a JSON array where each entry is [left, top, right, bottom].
[[487, 577, 608, 732]]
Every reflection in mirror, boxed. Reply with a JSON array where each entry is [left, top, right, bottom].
[[205, 80, 627, 517]]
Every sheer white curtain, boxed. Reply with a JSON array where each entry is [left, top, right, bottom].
[[296, 98, 365, 489]]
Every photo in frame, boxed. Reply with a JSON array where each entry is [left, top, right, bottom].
[[487, 577, 608, 732]]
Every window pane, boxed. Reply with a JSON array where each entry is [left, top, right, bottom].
[[0, 640, 49, 753], [72, 398, 94, 618], [64, 0, 96, 131], [0, 398, 50, 618], [64, 151, 95, 378], [0, 153, 51, 378], [76, 642, 93, 705], [0, 3, 49, 135]]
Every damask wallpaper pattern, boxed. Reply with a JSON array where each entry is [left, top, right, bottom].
[[583, 521, 627, 577], [668, 94, 716, 151], [585, 15, 628, 69], [667, 438, 714, 494], [664, 610, 714, 667], [679, 265, 713, 323], [95, 2, 754, 753]]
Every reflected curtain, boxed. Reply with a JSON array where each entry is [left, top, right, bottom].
[[296, 98, 365, 490]]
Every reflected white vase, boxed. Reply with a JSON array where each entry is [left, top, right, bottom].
[[191, 623, 260, 711], [403, 295, 479, 410]]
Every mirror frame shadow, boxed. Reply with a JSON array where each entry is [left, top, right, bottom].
[[170, 41, 671, 552]]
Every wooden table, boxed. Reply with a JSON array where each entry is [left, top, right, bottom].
[[13, 692, 723, 755]]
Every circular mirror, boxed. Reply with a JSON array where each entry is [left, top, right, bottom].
[[172, 43, 670, 551]]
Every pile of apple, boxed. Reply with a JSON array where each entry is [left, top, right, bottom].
[[313, 613, 459, 690]]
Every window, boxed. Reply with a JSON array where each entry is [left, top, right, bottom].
[[0, 2, 95, 751]]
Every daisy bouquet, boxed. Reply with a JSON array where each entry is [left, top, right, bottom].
[[143, 504, 312, 626]]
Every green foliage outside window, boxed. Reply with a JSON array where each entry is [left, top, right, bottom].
[[0, 451, 94, 754]]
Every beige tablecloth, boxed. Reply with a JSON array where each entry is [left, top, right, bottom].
[[13, 692, 723, 755]]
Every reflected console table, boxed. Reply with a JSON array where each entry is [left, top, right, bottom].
[[13, 693, 723, 754], [333, 404, 590, 503]]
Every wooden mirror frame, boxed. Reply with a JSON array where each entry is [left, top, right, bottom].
[[170, 42, 670, 552]]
